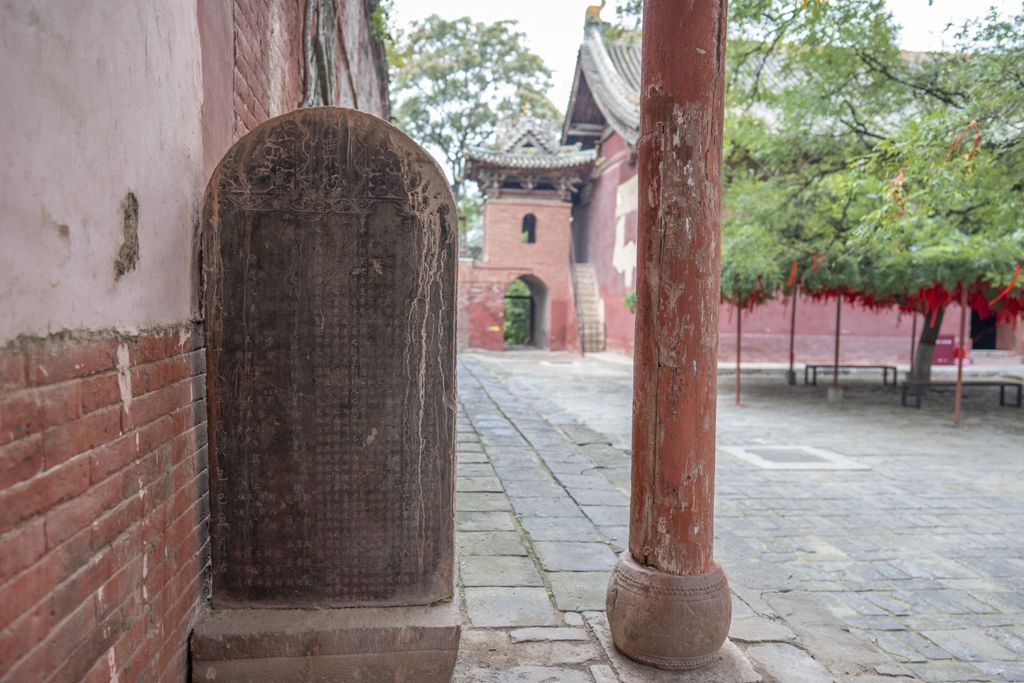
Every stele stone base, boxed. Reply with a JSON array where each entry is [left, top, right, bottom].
[[190, 599, 461, 682], [606, 553, 731, 670]]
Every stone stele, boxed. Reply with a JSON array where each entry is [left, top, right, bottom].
[[191, 107, 460, 682]]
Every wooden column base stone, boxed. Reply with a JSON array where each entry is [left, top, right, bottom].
[[606, 553, 731, 670]]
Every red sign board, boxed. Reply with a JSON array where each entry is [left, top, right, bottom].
[[933, 334, 970, 365]]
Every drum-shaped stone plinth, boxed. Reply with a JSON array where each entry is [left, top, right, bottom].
[[606, 554, 731, 670]]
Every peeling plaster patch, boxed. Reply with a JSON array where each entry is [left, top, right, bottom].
[[116, 342, 133, 414], [41, 206, 71, 265], [114, 192, 140, 280], [612, 175, 638, 288], [41, 206, 70, 240]]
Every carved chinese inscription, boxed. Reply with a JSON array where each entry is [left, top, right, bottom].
[[203, 108, 457, 608]]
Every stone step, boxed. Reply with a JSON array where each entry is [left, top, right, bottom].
[[572, 263, 604, 352]]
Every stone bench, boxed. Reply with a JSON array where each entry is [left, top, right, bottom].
[[804, 364, 899, 386], [901, 379, 1023, 409]]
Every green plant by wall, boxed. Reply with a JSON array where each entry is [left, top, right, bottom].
[[624, 290, 637, 313], [504, 279, 531, 345]]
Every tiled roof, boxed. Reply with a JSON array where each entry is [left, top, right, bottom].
[[579, 25, 641, 145], [569, 24, 793, 147], [466, 147, 597, 169], [466, 118, 597, 170]]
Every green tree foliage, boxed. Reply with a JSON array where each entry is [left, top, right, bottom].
[[618, 1, 1023, 376], [389, 15, 560, 200], [457, 190, 484, 259], [723, 0, 918, 304], [845, 10, 1024, 299], [723, 2, 1024, 325]]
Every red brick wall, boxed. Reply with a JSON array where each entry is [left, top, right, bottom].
[[459, 195, 580, 352], [232, 0, 305, 135], [231, 0, 389, 137], [0, 328, 208, 683]]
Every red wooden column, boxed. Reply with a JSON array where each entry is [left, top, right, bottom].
[[605, 0, 731, 670], [736, 304, 742, 405], [954, 288, 968, 426], [788, 286, 799, 385]]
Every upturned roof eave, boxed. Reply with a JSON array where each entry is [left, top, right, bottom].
[[464, 150, 597, 172], [576, 24, 641, 146]]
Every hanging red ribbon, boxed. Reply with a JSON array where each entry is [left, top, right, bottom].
[[892, 167, 906, 216], [988, 263, 1022, 307], [947, 119, 980, 160], [787, 260, 799, 287]]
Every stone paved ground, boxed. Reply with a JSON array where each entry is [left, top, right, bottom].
[[453, 351, 1024, 683]]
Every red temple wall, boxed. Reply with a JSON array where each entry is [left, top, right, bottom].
[[573, 134, 639, 355]]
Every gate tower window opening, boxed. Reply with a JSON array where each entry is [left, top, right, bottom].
[[521, 214, 537, 244]]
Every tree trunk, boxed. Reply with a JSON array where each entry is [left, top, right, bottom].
[[910, 307, 945, 382]]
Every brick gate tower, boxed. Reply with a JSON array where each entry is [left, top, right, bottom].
[[459, 118, 596, 352]]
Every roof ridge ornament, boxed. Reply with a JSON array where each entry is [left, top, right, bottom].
[[585, 0, 606, 25]]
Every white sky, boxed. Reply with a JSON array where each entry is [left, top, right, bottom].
[[391, 0, 1022, 111]]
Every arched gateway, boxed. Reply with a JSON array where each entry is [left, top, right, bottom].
[[504, 274, 550, 348]]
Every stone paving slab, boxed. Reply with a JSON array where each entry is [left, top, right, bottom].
[[457, 492, 513, 512], [454, 354, 972, 681], [459, 350, 1024, 682], [548, 572, 610, 611], [457, 531, 529, 557], [728, 616, 798, 644], [520, 515, 605, 542], [457, 510, 517, 532], [460, 555, 545, 587], [463, 587, 561, 627], [533, 542, 619, 572], [510, 627, 592, 643], [745, 643, 833, 683], [511, 496, 583, 517], [458, 476, 505, 492], [581, 505, 630, 526]]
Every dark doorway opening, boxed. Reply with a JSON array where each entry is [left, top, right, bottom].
[[503, 275, 548, 348], [971, 310, 997, 350], [504, 279, 534, 346]]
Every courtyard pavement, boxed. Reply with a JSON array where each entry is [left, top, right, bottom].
[[452, 351, 1024, 683]]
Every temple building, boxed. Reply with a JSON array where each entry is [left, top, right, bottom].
[[458, 118, 596, 352], [458, 12, 1024, 360]]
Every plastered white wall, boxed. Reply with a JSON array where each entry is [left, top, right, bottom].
[[0, 2, 205, 343]]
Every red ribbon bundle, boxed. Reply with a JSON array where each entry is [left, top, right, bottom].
[[988, 263, 1022, 307]]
